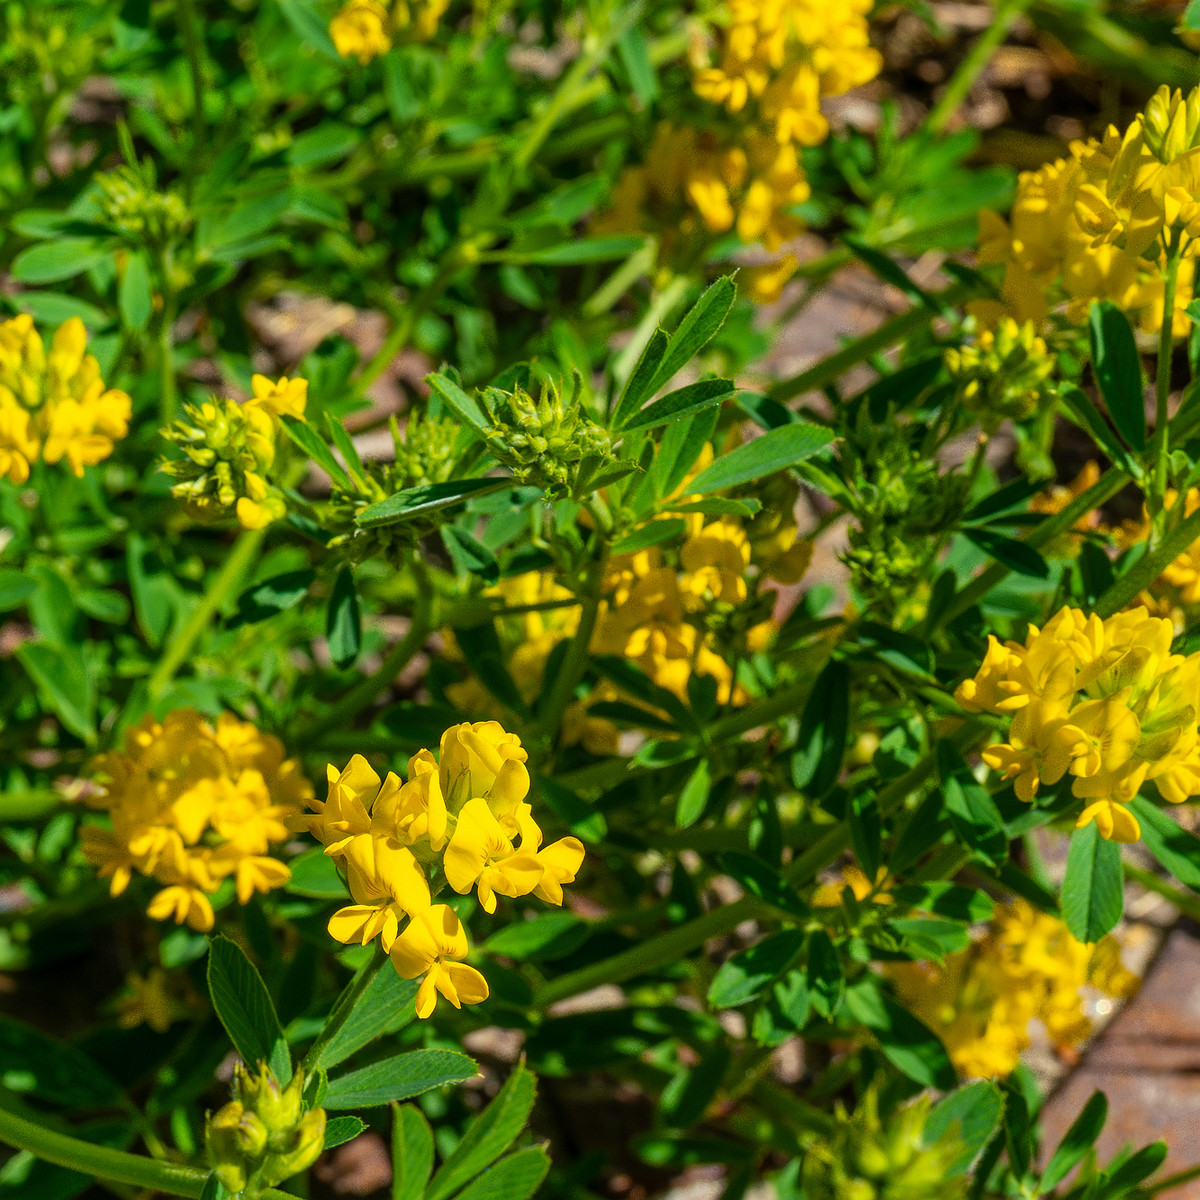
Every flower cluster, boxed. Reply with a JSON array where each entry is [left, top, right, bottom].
[[976, 85, 1200, 336], [298, 721, 585, 1018], [595, 123, 811, 302], [692, 0, 882, 145], [161, 374, 307, 529], [888, 900, 1138, 1078], [596, 0, 880, 301], [205, 1064, 325, 1199], [79, 710, 311, 931], [956, 606, 1200, 843], [330, 0, 448, 63], [0, 314, 131, 484]]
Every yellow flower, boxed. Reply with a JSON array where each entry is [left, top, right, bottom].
[[80, 709, 309, 929], [443, 798, 544, 913], [326, 833, 430, 952], [117, 967, 199, 1033], [330, 0, 392, 62], [389, 904, 490, 1018], [888, 900, 1137, 1078], [0, 314, 131, 482], [959, 606, 1200, 841], [251, 374, 308, 419]]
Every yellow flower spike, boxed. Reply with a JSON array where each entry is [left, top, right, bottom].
[[443, 798, 544, 913], [250, 374, 307, 419], [964, 606, 1200, 841], [328, 833, 431, 951], [389, 904, 490, 1019]]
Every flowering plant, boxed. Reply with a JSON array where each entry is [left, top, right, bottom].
[[6, 3, 1200, 1200]]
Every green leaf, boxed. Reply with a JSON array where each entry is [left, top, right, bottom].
[[937, 741, 1008, 867], [890, 882, 994, 924], [323, 412, 367, 487], [925, 1082, 1005, 1175], [616, 25, 658, 106], [849, 791, 881, 881], [620, 378, 735, 433], [484, 912, 589, 962], [118, 252, 153, 331], [1089, 300, 1145, 451], [443, 525, 500, 583], [708, 930, 806, 1009], [1039, 1091, 1106, 1191], [962, 528, 1050, 579], [449, 1147, 550, 1200], [11, 240, 111, 284], [76, 589, 130, 624], [652, 406, 720, 500], [126, 534, 175, 648], [844, 238, 936, 309], [1059, 383, 1138, 475], [612, 518, 687, 556], [231, 569, 315, 627], [646, 276, 737, 396], [612, 327, 669, 427], [1061, 822, 1124, 943], [665, 498, 761, 518], [806, 930, 844, 1018], [844, 983, 957, 1090], [392, 1103, 435, 1200], [324, 1116, 366, 1149], [317, 969, 421, 1070], [327, 567, 362, 669], [1128, 795, 1200, 891], [427, 372, 488, 435], [280, 415, 353, 488], [16, 642, 96, 742], [791, 661, 849, 798], [207, 935, 291, 1084], [675, 759, 712, 828], [0, 1017, 122, 1108], [716, 852, 809, 918], [0, 569, 37, 610], [356, 479, 506, 528], [659, 1044, 730, 1128], [427, 1064, 537, 1200], [687, 422, 835, 494], [323, 1049, 476, 1109], [288, 124, 360, 167], [1102, 1142, 1167, 1193], [285, 846, 349, 900], [273, 0, 342, 59]]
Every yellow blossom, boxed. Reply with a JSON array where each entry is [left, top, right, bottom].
[[116, 967, 200, 1033], [330, 0, 392, 62], [251, 374, 307, 418], [389, 904, 490, 1019], [957, 606, 1200, 842], [0, 314, 131, 483], [888, 900, 1137, 1078], [79, 710, 310, 930]]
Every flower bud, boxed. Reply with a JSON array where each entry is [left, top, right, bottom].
[[261, 1108, 327, 1187]]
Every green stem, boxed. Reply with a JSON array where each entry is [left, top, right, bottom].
[[924, 0, 1032, 134], [1152, 245, 1182, 522], [0, 1104, 291, 1200], [148, 528, 267, 697], [767, 282, 973, 403], [298, 602, 432, 742], [535, 551, 608, 745], [1093, 503, 1200, 617], [301, 943, 388, 1073]]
